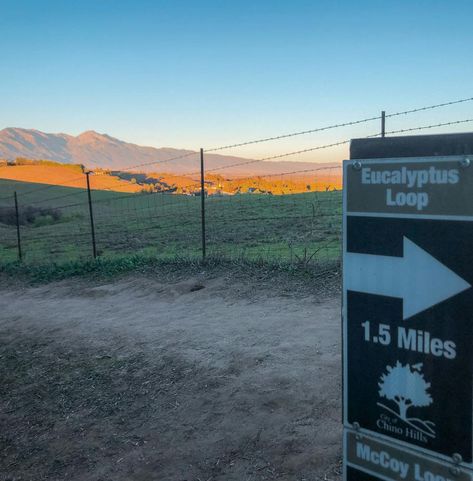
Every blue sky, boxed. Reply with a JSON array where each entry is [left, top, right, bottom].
[[1, 0, 473, 161]]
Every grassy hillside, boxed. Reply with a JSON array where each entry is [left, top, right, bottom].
[[1, 160, 342, 196], [138, 172, 343, 195], [0, 162, 144, 193], [0, 178, 342, 267]]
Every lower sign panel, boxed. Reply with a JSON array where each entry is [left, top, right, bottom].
[[344, 428, 472, 481]]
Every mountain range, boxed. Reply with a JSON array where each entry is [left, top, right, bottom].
[[0, 128, 339, 177]]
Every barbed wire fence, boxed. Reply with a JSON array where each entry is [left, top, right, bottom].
[[1, 96, 472, 268]]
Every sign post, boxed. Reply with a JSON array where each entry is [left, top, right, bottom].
[[343, 134, 473, 481]]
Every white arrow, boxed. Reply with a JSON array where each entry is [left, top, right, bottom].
[[345, 237, 471, 320]]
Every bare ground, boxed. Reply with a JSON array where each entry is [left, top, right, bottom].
[[0, 269, 342, 481]]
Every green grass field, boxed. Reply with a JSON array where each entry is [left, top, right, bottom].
[[0, 178, 342, 267]]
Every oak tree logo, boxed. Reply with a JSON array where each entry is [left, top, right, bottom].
[[377, 361, 435, 438]]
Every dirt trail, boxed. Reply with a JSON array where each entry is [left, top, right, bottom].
[[0, 272, 342, 481]]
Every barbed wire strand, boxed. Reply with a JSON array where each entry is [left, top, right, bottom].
[[196, 117, 473, 177], [118, 151, 198, 172], [370, 118, 473, 137], [203, 96, 473, 153], [181, 140, 350, 177], [387, 97, 473, 119]]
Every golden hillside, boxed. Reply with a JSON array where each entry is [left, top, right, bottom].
[[0, 162, 143, 193], [0, 160, 342, 195]]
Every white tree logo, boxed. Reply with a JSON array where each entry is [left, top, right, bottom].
[[377, 361, 435, 438]]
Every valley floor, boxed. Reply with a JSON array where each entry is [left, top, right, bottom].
[[0, 270, 342, 481]]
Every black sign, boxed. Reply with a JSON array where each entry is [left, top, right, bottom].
[[343, 156, 473, 478]]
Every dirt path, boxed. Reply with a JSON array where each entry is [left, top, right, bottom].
[[0, 272, 342, 481]]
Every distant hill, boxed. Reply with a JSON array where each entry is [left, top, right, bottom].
[[0, 127, 340, 177], [0, 161, 143, 193]]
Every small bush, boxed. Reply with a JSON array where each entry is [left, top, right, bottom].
[[32, 214, 56, 227]]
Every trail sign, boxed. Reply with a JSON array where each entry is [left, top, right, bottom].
[[342, 152, 473, 481], [345, 428, 473, 481]]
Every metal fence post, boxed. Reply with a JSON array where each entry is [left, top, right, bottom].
[[381, 110, 386, 138], [85, 171, 97, 258], [14, 191, 22, 261], [200, 148, 206, 260]]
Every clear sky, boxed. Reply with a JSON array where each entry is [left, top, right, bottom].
[[1, 0, 473, 162]]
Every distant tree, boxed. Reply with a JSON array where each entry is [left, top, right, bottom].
[[306, 185, 311, 191]]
